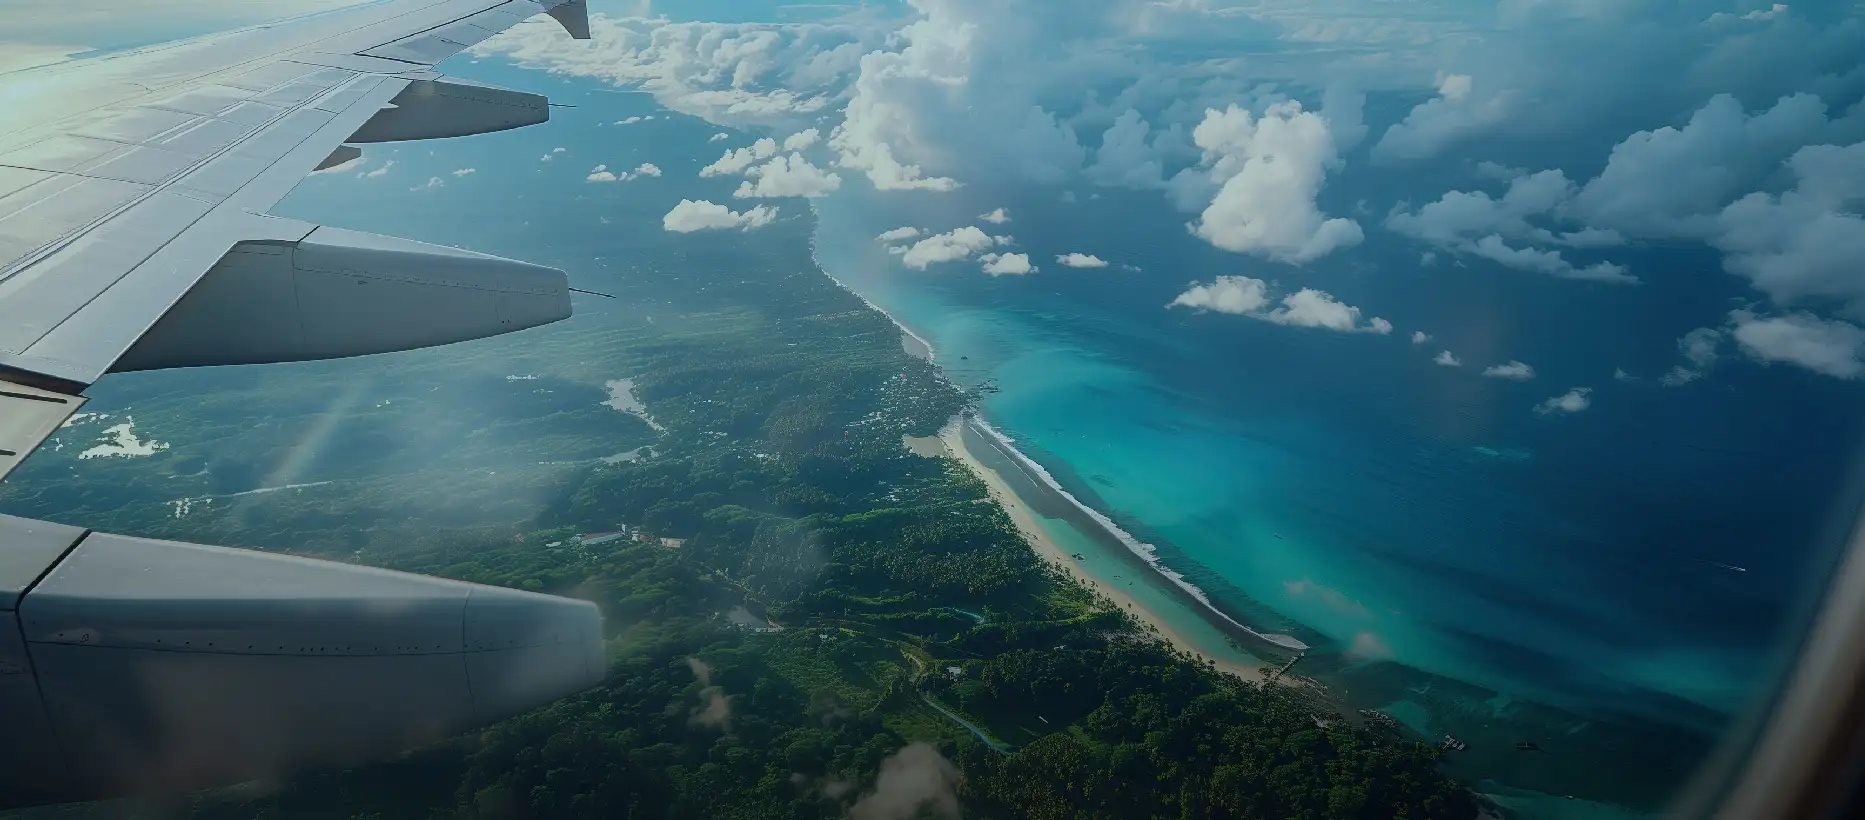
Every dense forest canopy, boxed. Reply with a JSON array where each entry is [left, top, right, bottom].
[[2, 218, 1476, 820]]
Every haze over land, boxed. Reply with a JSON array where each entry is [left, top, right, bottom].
[[4, 2, 1862, 818]]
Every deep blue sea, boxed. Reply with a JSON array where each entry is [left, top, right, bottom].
[[809, 181, 1865, 813], [262, 57, 1865, 814]]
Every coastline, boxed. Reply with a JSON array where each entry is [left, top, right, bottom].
[[937, 417, 1273, 682], [808, 230, 1299, 680]]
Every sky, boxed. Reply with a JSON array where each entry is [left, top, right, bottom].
[[5, 0, 1862, 383]]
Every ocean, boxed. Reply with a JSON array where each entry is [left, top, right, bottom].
[[808, 184, 1865, 812], [253, 56, 1865, 813]]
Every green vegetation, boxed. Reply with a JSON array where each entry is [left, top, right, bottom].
[[2, 218, 1474, 820]]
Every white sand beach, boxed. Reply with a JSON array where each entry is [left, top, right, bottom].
[[938, 420, 1274, 683]]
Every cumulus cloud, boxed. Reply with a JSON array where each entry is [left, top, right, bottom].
[[701, 138, 779, 176], [1085, 108, 1182, 190], [979, 252, 1035, 276], [1714, 140, 1865, 314], [1709, 4, 1790, 23], [1168, 276, 1389, 333], [1482, 360, 1536, 380], [1573, 93, 1843, 240], [588, 162, 662, 183], [1055, 253, 1108, 268], [1615, 368, 1636, 381], [733, 153, 842, 198], [1373, 73, 1513, 164], [471, 15, 877, 129], [848, 743, 961, 820], [1168, 275, 1269, 314], [782, 128, 821, 151], [357, 159, 394, 178], [662, 199, 779, 232], [1387, 169, 1635, 282], [828, 0, 1121, 192], [876, 226, 921, 243], [1435, 350, 1462, 367], [1466, 235, 1637, 282], [710, 132, 731, 142], [1535, 387, 1593, 416], [451, 167, 476, 177], [1176, 103, 1363, 264], [978, 207, 1010, 224], [1411, 331, 1432, 345], [410, 176, 444, 191], [901, 227, 998, 270], [1367, 2, 1865, 166], [1661, 326, 1727, 386], [614, 115, 645, 125], [1730, 310, 1865, 379]]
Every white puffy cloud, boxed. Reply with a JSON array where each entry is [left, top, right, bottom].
[[978, 208, 1010, 224], [979, 253, 1035, 276], [588, 163, 662, 183], [471, 15, 878, 129], [1466, 235, 1637, 283], [1265, 289, 1393, 334], [1367, 3, 1865, 165], [662, 199, 780, 232], [1411, 331, 1432, 345], [1084, 108, 1184, 190], [410, 176, 444, 191], [828, 0, 1120, 192], [1167, 275, 1269, 314], [876, 226, 921, 242], [1481, 361, 1536, 380], [1178, 102, 1363, 264], [710, 132, 731, 142], [1714, 141, 1865, 313], [1168, 276, 1389, 333], [701, 138, 779, 176], [900, 226, 998, 270], [1614, 368, 1635, 381], [783, 128, 821, 151], [451, 167, 476, 177], [1730, 310, 1865, 379], [1372, 73, 1513, 164], [1709, 4, 1790, 23], [847, 743, 960, 820], [1658, 326, 1725, 386], [357, 159, 394, 178], [1535, 387, 1593, 416], [615, 115, 645, 125], [1386, 169, 1635, 282], [1434, 350, 1462, 367], [1572, 93, 1842, 240], [1055, 253, 1108, 268], [733, 153, 843, 198]]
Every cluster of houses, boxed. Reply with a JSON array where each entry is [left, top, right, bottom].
[[546, 525, 686, 550]]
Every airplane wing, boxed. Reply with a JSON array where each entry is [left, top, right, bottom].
[[0, 3, 606, 809], [0, 0, 592, 478]]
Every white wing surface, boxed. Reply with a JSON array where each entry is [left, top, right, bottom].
[[0, 0, 590, 478]]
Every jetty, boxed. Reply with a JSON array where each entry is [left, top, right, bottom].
[[1272, 652, 1305, 679]]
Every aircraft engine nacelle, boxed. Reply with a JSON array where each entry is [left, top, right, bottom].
[[0, 514, 604, 808]]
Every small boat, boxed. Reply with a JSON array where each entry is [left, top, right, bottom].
[[1516, 742, 1540, 751]]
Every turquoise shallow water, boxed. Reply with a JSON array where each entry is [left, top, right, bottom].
[[807, 186, 1865, 813], [256, 57, 1858, 812]]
